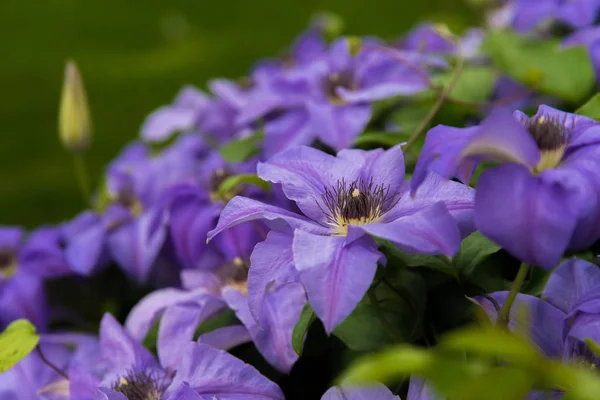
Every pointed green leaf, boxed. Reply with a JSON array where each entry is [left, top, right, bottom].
[[218, 131, 264, 163], [217, 174, 270, 199], [453, 231, 501, 275], [292, 304, 316, 356], [353, 131, 410, 147], [576, 93, 600, 121], [0, 319, 40, 372]]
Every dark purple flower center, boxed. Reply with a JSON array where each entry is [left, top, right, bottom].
[[0, 248, 17, 279], [217, 257, 251, 294], [318, 179, 400, 235], [111, 369, 166, 400], [323, 71, 355, 105], [525, 115, 568, 151]]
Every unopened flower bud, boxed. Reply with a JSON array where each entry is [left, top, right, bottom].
[[59, 60, 92, 152]]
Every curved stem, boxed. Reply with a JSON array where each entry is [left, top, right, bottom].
[[72, 153, 91, 205], [498, 262, 530, 327], [367, 287, 403, 342], [403, 48, 465, 150], [37, 346, 69, 380]]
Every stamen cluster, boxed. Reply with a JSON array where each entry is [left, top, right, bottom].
[[525, 115, 570, 151], [319, 178, 400, 235], [112, 369, 166, 400]]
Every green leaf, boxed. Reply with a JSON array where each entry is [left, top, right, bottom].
[[292, 304, 316, 356], [485, 30, 594, 103], [218, 131, 264, 163], [453, 231, 501, 275], [449, 366, 535, 400], [353, 131, 410, 147], [339, 344, 434, 385], [576, 93, 600, 121], [0, 319, 40, 372], [584, 338, 600, 359], [440, 325, 542, 366], [195, 309, 240, 338], [432, 66, 498, 103], [217, 174, 270, 198]]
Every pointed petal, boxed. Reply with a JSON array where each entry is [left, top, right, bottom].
[[158, 299, 225, 371], [477, 292, 565, 358], [207, 196, 328, 242], [167, 382, 207, 400], [197, 325, 252, 350], [248, 230, 298, 321], [543, 258, 600, 313], [293, 231, 382, 333], [356, 202, 462, 256], [407, 378, 439, 400], [475, 164, 579, 268], [257, 146, 359, 224], [65, 222, 106, 275], [167, 342, 284, 399], [99, 313, 159, 378], [96, 388, 128, 400]]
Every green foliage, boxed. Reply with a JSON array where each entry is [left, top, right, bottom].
[[216, 174, 271, 199], [353, 131, 410, 148], [292, 304, 316, 356], [485, 30, 594, 103], [0, 319, 40, 373], [432, 65, 498, 103], [218, 131, 265, 163], [576, 93, 600, 120]]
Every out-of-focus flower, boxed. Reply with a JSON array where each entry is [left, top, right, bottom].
[[321, 382, 400, 399], [58, 60, 92, 153], [413, 105, 600, 268], [208, 145, 474, 332]]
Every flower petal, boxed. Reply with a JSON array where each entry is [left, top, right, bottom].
[[264, 110, 316, 158], [475, 164, 579, 268], [543, 258, 600, 313], [197, 325, 252, 350], [356, 202, 462, 256], [309, 102, 372, 151], [407, 378, 439, 400], [248, 230, 299, 322], [207, 196, 328, 241], [166, 342, 284, 399], [293, 231, 382, 333]]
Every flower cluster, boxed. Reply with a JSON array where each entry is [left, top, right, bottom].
[[5, 6, 600, 400]]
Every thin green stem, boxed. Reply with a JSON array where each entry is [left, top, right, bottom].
[[403, 48, 465, 150], [367, 287, 403, 342], [498, 262, 530, 327], [72, 153, 91, 205]]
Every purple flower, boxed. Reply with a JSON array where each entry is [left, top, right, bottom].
[[72, 313, 284, 400], [208, 145, 474, 332], [237, 38, 445, 156], [398, 23, 455, 54], [321, 383, 400, 399], [478, 258, 600, 367], [413, 105, 600, 268], [126, 222, 305, 374]]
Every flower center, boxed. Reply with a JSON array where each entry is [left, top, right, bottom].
[[323, 71, 355, 105], [112, 370, 166, 400], [318, 179, 400, 236], [218, 256, 251, 295], [115, 186, 143, 218], [525, 115, 569, 173], [0, 249, 17, 280]]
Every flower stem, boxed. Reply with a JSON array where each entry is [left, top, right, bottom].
[[498, 262, 530, 327], [368, 286, 403, 342], [72, 152, 91, 205], [36, 346, 69, 380]]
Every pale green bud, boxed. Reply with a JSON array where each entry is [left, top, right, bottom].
[[59, 60, 92, 152]]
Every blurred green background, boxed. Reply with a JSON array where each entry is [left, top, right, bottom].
[[0, 0, 479, 228]]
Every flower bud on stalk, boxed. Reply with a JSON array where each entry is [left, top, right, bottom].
[[59, 60, 92, 153]]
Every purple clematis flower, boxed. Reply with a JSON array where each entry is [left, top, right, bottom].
[[412, 105, 600, 269], [208, 145, 475, 333], [71, 313, 284, 400], [322, 383, 400, 399], [478, 258, 600, 367], [126, 221, 305, 374], [237, 37, 446, 156]]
